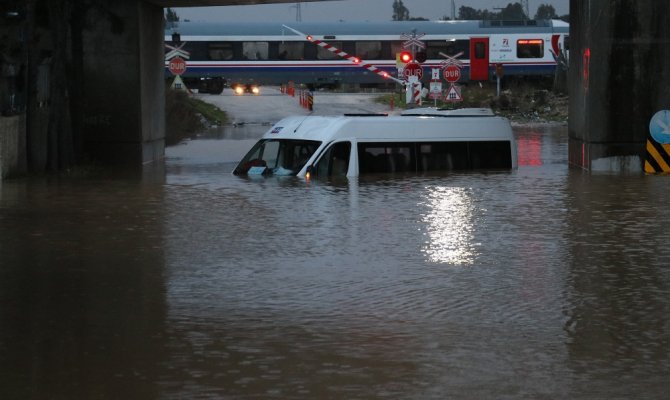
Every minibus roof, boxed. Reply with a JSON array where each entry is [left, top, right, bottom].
[[262, 113, 513, 143]]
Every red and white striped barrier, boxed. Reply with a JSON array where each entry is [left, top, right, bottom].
[[282, 25, 405, 86]]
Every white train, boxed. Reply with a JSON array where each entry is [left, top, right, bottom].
[[164, 20, 569, 93]]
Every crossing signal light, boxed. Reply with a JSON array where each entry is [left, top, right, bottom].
[[415, 51, 427, 63], [399, 51, 412, 64]]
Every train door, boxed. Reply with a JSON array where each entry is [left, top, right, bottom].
[[469, 37, 489, 81]]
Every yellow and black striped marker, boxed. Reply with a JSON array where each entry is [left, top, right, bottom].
[[645, 138, 670, 173]]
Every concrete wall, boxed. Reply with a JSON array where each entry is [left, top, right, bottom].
[[0, 115, 25, 179], [81, 0, 165, 165], [568, 0, 670, 172]]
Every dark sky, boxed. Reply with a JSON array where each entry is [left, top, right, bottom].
[[175, 0, 569, 22]]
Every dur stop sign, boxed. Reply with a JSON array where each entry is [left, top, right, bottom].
[[403, 62, 423, 80], [169, 56, 187, 75], [443, 65, 461, 83]]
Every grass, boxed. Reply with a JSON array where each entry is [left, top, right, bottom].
[[185, 97, 228, 126], [375, 80, 568, 123], [165, 88, 228, 146], [375, 84, 493, 110]]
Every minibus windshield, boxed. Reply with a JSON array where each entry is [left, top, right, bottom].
[[234, 139, 321, 175]]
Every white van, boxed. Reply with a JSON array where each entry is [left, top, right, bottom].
[[233, 108, 517, 178]]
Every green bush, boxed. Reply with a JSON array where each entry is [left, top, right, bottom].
[[164, 89, 228, 146]]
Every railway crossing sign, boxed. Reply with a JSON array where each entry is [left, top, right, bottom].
[[169, 56, 187, 75], [439, 51, 465, 68], [165, 42, 191, 61], [403, 62, 423, 80], [401, 32, 426, 50]]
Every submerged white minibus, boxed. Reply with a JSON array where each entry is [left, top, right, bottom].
[[233, 108, 517, 178]]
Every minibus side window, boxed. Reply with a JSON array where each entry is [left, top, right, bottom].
[[358, 143, 414, 174], [417, 142, 469, 172], [468, 141, 512, 169], [315, 142, 351, 178]]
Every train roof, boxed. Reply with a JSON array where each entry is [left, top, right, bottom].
[[166, 20, 569, 38]]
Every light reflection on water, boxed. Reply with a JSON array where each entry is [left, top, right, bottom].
[[420, 186, 477, 265], [2, 124, 670, 398]]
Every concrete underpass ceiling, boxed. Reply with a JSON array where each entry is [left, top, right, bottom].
[[149, 0, 333, 7]]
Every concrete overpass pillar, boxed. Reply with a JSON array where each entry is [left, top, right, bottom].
[[81, 0, 165, 165], [568, 0, 670, 172]]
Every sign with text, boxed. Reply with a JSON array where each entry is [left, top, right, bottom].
[[443, 64, 461, 83], [168, 56, 187, 76], [403, 62, 423, 80]]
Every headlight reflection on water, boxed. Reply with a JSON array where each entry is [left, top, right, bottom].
[[421, 186, 477, 265]]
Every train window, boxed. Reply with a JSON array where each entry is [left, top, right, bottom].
[[317, 41, 342, 59], [278, 42, 304, 60], [564, 36, 570, 51], [517, 39, 544, 58], [208, 42, 233, 60], [177, 42, 208, 61], [355, 41, 382, 59], [390, 42, 403, 57], [426, 40, 470, 60], [243, 42, 269, 60], [426, 41, 448, 59], [474, 42, 486, 59]]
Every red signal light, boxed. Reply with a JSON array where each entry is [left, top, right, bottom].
[[399, 51, 412, 64]]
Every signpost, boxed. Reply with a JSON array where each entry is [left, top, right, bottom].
[[429, 68, 442, 105], [165, 40, 191, 92], [495, 63, 504, 96], [439, 51, 464, 104], [400, 31, 426, 105]]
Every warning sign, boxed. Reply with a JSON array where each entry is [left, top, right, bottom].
[[444, 84, 462, 103]]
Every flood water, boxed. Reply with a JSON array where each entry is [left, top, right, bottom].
[[1, 124, 670, 399]]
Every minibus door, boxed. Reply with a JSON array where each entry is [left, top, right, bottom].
[[313, 141, 352, 178], [469, 37, 489, 81]]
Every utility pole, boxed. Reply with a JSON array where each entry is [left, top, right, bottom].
[[292, 2, 302, 22], [521, 0, 529, 19], [451, 0, 456, 20]]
